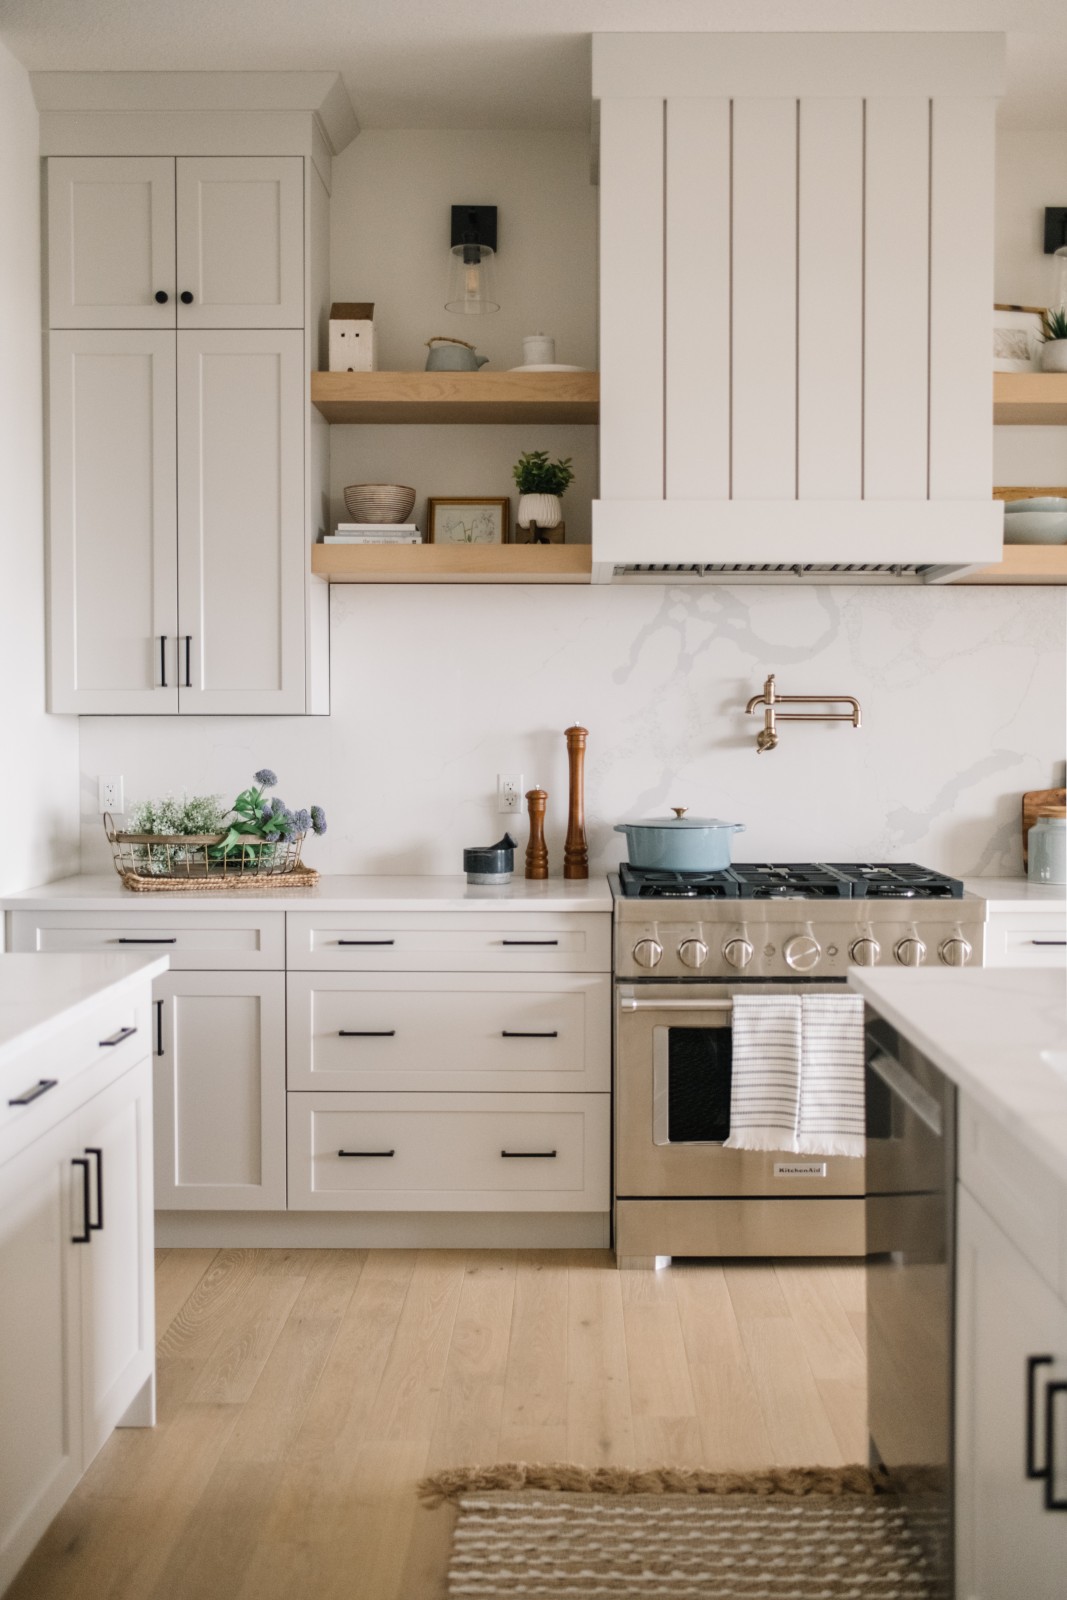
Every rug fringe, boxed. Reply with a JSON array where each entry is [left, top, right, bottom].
[[417, 1461, 888, 1508]]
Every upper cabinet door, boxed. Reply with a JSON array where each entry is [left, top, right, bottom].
[[175, 158, 303, 329], [176, 330, 305, 714], [48, 331, 179, 714], [47, 157, 176, 330]]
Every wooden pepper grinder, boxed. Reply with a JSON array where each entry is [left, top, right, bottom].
[[563, 724, 589, 879], [524, 788, 549, 880]]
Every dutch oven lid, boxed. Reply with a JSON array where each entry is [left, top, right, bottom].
[[614, 808, 745, 832]]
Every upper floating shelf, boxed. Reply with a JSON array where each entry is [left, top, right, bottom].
[[993, 372, 1067, 425], [310, 369, 600, 425]]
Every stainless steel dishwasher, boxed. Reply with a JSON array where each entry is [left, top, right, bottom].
[[865, 1007, 957, 1597]]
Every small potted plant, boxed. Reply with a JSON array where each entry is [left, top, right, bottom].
[[1040, 308, 1067, 372], [512, 450, 574, 540]]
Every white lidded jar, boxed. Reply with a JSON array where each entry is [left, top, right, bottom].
[[1028, 805, 1067, 885]]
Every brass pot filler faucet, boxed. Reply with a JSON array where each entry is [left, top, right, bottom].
[[745, 673, 862, 754]]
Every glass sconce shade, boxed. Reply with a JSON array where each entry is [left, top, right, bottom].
[[446, 242, 499, 314], [1054, 246, 1067, 315]]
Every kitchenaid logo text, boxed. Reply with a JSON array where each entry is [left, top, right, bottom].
[[773, 1163, 828, 1178]]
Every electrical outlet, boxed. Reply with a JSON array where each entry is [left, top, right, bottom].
[[98, 775, 124, 814], [497, 774, 524, 814]]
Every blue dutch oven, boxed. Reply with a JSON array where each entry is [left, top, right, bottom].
[[614, 808, 745, 871]]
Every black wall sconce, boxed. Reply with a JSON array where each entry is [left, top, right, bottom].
[[1044, 208, 1067, 314], [446, 205, 499, 315]]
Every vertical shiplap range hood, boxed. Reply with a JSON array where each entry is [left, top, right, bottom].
[[591, 33, 1006, 584]]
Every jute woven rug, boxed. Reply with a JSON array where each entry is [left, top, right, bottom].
[[418, 1465, 943, 1599]]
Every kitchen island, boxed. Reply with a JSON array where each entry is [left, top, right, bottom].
[[849, 965, 1067, 1599]]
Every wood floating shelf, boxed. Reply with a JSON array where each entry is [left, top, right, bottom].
[[955, 545, 1067, 585], [993, 372, 1067, 425], [311, 543, 593, 585], [310, 369, 599, 424]]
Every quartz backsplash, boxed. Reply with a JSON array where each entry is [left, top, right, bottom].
[[78, 583, 1066, 881]]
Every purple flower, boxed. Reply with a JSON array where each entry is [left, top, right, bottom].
[[270, 796, 287, 816], [310, 805, 327, 836], [291, 808, 310, 833], [254, 768, 278, 787], [262, 830, 281, 842]]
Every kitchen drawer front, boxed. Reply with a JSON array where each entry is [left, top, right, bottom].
[[959, 1093, 1063, 1297], [286, 973, 610, 1092], [7, 910, 285, 971], [287, 1091, 610, 1212], [983, 911, 1067, 967], [0, 995, 149, 1163], [285, 911, 610, 973]]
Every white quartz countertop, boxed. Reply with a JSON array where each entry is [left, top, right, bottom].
[[0, 952, 170, 1066], [849, 967, 1067, 1181], [1, 873, 614, 914], [964, 877, 1067, 913]]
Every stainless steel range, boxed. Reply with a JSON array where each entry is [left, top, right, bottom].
[[612, 862, 984, 1267]]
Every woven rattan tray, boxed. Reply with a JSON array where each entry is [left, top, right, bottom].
[[117, 866, 319, 892]]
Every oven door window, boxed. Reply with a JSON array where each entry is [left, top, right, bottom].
[[652, 1025, 732, 1146]]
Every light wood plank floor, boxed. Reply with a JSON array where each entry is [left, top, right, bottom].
[[9, 1248, 867, 1600]]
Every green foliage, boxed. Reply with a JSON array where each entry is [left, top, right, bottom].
[[128, 793, 227, 835], [512, 450, 575, 496], [1043, 308, 1067, 342], [129, 771, 327, 868]]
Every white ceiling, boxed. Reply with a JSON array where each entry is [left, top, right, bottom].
[[2, 0, 1067, 131]]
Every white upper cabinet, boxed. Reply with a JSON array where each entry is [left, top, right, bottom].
[[48, 156, 303, 330], [591, 33, 1006, 581], [175, 158, 303, 329]]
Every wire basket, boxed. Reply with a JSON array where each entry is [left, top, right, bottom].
[[104, 815, 317, 891]]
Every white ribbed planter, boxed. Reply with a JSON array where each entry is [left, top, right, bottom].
[[517, 493, 563, 529], [1040, 340, 1067, 373]]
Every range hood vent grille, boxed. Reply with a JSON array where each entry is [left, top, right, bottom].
[[611, 562, 931, 583]]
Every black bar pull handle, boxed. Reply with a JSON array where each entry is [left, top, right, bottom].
[[99, 1025, 137, 1048], [8, 1078, 58, 1107], [338, 1030, 396, 1038], [183, 635, 192, 688], [160, 635, 168, 688], [338, 1149, 395, 1158], [85, 1147, 104, 1231], [1027, 1355, 1054, 1478], [71, 1157, 92, 1244], [118, 937, 177, 945], [1045, 1381, 1067, 1511], [1032, 941, 1067, 947], [155, 999, 164, 1057], [338, 939, 395, 946], [502, 939, 559, 947], [501, 1030, 559, 1038], [500, 1149, 557, 1159]]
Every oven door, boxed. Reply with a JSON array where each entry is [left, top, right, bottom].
[[614, 981, 865, 1199]]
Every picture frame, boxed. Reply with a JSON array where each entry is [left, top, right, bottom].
[[993, 304, 1045, 372], [426, 497, 510, 545]]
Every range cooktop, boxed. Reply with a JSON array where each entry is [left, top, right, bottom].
[[616, 862, 964, 900]]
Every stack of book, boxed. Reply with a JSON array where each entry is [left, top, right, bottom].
[[324, 522, 422, 545]]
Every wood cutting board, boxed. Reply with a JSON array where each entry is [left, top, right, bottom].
[[1023, 788, 1067, 868]]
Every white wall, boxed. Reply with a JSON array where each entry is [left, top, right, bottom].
[[0, 39, 79, 901], [327, 130, 598, 542]]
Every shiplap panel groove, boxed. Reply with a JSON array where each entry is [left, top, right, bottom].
[[599, 98, 664, 500], [797, 99, 864, 499], [863, 99, 931, 500], [732, 98, 797, 499], [664, 98, 730, 500]]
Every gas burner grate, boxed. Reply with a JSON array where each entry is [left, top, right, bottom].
[[826, 863, 964, 899], [729, 864, 853, 900], [617, 864, 741, 899]]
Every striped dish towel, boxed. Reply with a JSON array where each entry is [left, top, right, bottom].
[[723, 995, 802, 1153], [796, 994, 866, 1158]]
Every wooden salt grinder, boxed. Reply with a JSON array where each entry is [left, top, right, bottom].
[[525, 789, 549, 880], [564, 724, 589, 880]]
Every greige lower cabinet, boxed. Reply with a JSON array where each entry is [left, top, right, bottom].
[[153, 972, 287, 1210]]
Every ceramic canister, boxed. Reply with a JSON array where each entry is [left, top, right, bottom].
[[1028, 809, 1067, 885], [522, 333, 555, 365]]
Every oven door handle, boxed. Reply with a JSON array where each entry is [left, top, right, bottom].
[[867, 1050, 943, 1136], [620, 997, 733, 1013]]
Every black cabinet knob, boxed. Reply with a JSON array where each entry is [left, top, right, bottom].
[[154, 290, 169, 304], [179, 291, 194, 305]]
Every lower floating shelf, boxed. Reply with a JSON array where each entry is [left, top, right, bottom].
[[953, 545, 1067, 585], [312, 543, 593, 585]]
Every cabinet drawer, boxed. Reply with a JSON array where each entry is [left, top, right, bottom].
[[287, 1091, 610, 1212], [959, 1094, 1064, 1297], [983, 912, 1067, 967], [286, 973, 610, 1092], [286, 911, 610, 973], [8, 910, 285, 971]]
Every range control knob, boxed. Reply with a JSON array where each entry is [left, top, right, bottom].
[[894, 937, 926, 968], [784, 934, 821, 972], [939, 936, 972, 968], [633, 938, 663, 969], [723, 937, 754, 970], [850, 937, 880, 967], [678, 938, 709, 970]]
